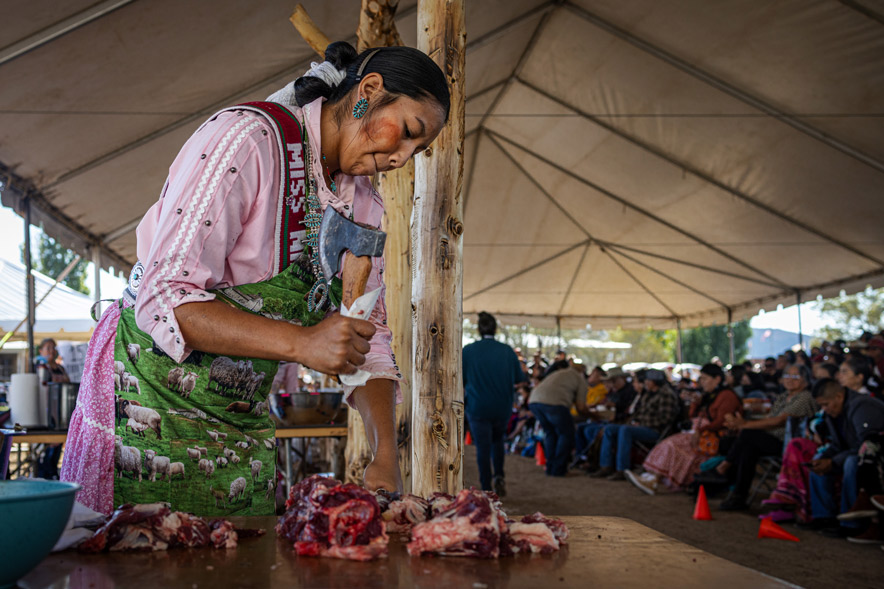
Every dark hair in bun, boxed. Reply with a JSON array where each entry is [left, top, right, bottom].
[[294, 41, 450, 122]]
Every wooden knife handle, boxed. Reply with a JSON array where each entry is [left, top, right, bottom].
[[341, 254, 373, 310]]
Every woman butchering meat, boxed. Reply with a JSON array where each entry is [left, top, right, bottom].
[[60, 42, 450, 517]]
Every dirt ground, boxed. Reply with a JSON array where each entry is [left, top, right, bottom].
[[462, 446, 883, 589]]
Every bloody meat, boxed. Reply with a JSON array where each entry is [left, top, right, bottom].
[[406, 489, 506, 558], [78, 503, 260, 552], [381, 493, 431, 534], [276, 474, 389, 561], [407, 491, 568, 558]]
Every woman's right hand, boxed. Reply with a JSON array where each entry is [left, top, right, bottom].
[[690, 429, 700, 450], [300, 313, 376, 375]]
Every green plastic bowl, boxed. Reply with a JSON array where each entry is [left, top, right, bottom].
[[0, 479, 80, 589]]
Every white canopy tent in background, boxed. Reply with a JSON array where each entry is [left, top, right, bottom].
[[0, 258, 95, 341], [1, 1, 883, 338]]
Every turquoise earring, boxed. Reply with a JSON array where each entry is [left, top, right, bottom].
[[352, 96, 368, 119]]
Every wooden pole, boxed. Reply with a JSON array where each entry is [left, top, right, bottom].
[[411, 0, 466, 497], [357, 0, 403, 50], [356, 0, 414, 491], [290, 4, 330, 57], [380, 162, 414, 490], [343, 0, 413, 487]]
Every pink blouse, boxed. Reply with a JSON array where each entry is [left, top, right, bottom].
[[133, 98, 401, 401]]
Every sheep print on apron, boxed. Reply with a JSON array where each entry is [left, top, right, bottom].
[[112, 102, 341, 516]]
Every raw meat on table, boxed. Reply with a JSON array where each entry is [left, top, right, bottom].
[[407, 491, 568, 558], [519, 512, 570, 544], [276, 476, 568, 560], [406, 489, 506, 558], [378, 492, 431, 533], [78, 503, 262, 552], [276, 475, 389, 561]]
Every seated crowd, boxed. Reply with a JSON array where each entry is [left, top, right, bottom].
[[505, 333, 884, 547]]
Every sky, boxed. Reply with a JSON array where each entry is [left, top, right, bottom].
[[0, 203, 829, 336]]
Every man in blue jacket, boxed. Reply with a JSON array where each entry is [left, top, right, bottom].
[[808, 379, 884, 537], [462, 312, 526, 497]]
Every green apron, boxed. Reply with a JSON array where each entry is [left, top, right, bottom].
[[112, 102, 340, 516]]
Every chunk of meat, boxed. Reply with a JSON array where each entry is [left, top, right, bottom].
[[407, 489, 502, 558], [427, 492, 455, 517], [78, 503, 263, 553], [519, 512, 570, 543], [276, 474, 389, 561], [382, 494, 431, 534], [504, 521, 560, 554]]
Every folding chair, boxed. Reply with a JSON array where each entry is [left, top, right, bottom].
[[748, 455, 782, 505], [746, 417, 805, 505]]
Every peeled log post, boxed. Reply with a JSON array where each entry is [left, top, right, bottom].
[[380, 161, 414, 489], [411, 0, 466, 497], [357, 0, 403, 51], [358, 0, 414, 491], [344, 0, 411, 487]]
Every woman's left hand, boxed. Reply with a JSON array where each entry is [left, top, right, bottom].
[[724, 412, 744, 430]]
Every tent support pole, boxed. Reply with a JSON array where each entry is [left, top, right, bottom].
[[92, 247, 102, 316], [796, 292, 804, 350], [24, 197, 35, 371], [727, 308, 735, 366], [676, 318, 683, 365], [556, 316, 562, 349]]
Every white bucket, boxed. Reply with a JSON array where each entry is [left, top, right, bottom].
[[9, 373, 41, 427]]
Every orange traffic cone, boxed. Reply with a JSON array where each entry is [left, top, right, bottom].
[[535, 442, 547, 467], [465, 431, 473, 446], [758, 517, 800, 542], [692, 485, 713, 521]]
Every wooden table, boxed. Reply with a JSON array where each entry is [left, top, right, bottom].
[[274, 425, 347, 494], [5, 427, 346, 490], [19, 516, 796, 589]]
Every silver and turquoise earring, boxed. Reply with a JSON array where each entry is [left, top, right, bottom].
[[352, 96, 368, 119]]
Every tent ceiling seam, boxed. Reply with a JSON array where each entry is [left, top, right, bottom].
[[475, 6, 555, 131], [0, 0, 136, 67], [462, 131, 482, 213], [514, 77, 884, 269], [486, 133, 593, 240], [557, 243, 591, 316], [464, 1, 556, 54], [838, 0, 884, 26], [463, 239, 591, 302], [564, 1, 884, 176], [603, 242, 782, 289], [606, 246, 731, 309], [602, 246, 679, 317], [44, 1, 541, 190], [486, 128, 790, 288]]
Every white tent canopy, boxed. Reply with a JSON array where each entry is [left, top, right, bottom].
[[2, 0, 882, 330], [0, 258, 95, 340]]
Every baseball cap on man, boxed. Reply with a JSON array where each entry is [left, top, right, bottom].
[[603, 366, 627, 380], [644, 369, 666, 383]]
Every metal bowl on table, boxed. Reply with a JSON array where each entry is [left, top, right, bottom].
[[280, 391, 345, 425]]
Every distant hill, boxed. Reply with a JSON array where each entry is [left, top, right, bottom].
[[748, 328, 803, 359]]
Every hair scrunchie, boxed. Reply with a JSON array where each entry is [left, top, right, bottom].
[[303, 60, 347, 87], [266, 61, 347, 106]]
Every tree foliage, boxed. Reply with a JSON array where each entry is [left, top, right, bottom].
[[816, 286, 884, 341], [21, 233, 90, 295], [679, 320, 752, 364]]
